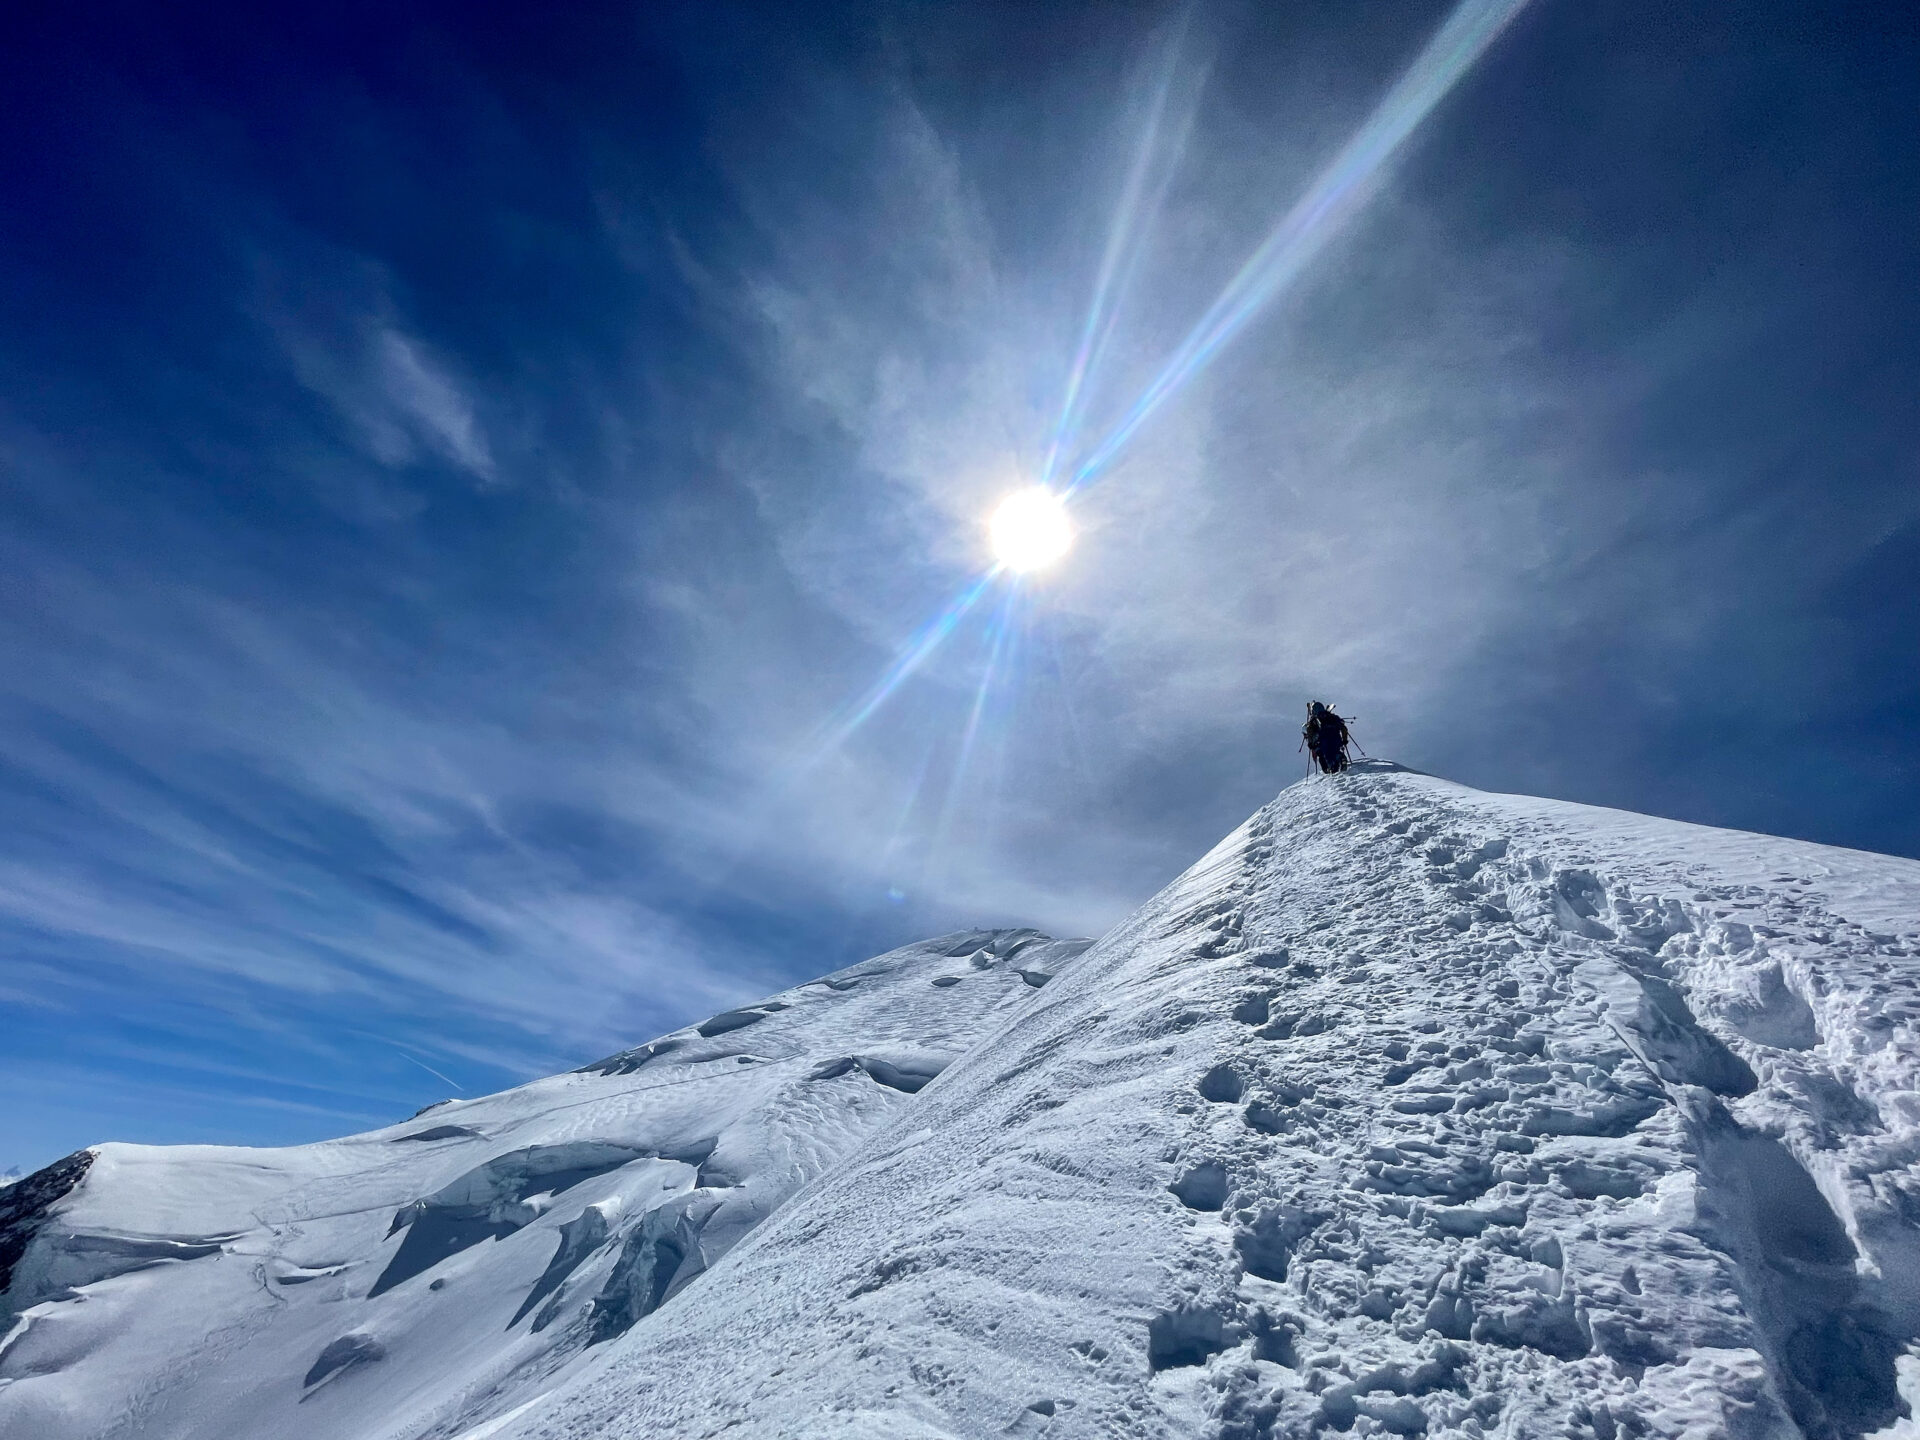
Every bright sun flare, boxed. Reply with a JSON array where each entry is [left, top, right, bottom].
[[989, 488, 1073, 573]]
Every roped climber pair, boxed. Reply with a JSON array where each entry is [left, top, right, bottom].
[[1301, 701, 1355, 774]]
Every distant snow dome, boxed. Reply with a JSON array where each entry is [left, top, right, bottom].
[[989, 487, 1072, 572]]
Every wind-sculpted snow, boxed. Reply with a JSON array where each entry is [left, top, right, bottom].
[[491, 764, 1920, 1440], [7, 771, 1920, 1440], [0, 928, 1087, 1440]]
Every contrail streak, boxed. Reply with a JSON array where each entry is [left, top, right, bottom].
[[394, 1048, 463, 1093], [1066, 0, 1532, 493]]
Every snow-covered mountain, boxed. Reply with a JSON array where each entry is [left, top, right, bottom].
[[0, 929, 1089, 1439], [5, 762, 1919, 1440]]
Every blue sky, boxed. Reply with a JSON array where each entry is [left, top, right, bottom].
[[2, 0, 1916, 1175]]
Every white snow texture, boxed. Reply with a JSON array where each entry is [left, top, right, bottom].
[[3, 762, 1918, 1440]]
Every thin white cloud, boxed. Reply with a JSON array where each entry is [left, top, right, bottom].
[[371, 328, 496, 479], [257, 250, 496, 485]]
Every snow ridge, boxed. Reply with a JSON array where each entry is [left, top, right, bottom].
[[5, 766, 1920, 1440], [493, 763, 1920, 1440]]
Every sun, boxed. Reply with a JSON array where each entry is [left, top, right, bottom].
[[989, 487, 1073, 573]]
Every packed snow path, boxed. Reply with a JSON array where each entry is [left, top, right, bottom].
[[496, 763, 1920, 1440]]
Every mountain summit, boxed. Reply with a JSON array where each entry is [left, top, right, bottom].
[[3, 764, 1917, 1440]]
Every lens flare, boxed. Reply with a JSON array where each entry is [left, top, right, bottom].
[[990, 489, 1073, 572], [793, 0, 1531, 768], [1040, 20, 1194, 492], [1066, 0, 1533, 494]]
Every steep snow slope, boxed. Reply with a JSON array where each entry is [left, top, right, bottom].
[[493, 763, 1920, 1440], [0, 929, 1089, 1440], [6, 764, 1919, 1440]]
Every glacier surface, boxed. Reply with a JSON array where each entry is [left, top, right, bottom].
[[4, 763, 1919, 1440]]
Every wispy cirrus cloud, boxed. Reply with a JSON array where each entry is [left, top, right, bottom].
[[2, 0, 1915, 1177], [280, 315, 496, 482]]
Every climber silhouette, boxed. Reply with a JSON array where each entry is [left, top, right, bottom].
[[1302, 701, 1352, 774]]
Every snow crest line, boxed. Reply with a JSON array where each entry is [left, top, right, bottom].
[[5, 783, 1920, 1439], [498, 768, 1920, 1440]]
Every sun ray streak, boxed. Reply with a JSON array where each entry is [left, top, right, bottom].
[[803, 565, 1003, 762], [880, 733, 939, 869], [981, 590, 1026, 815], [929, 586, 1018, 877], [787, 0, 1527, 800], [1041, 20, 1194, 489], [1043, 618, 1092, 783], [1066, 0, 1532, 494]]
